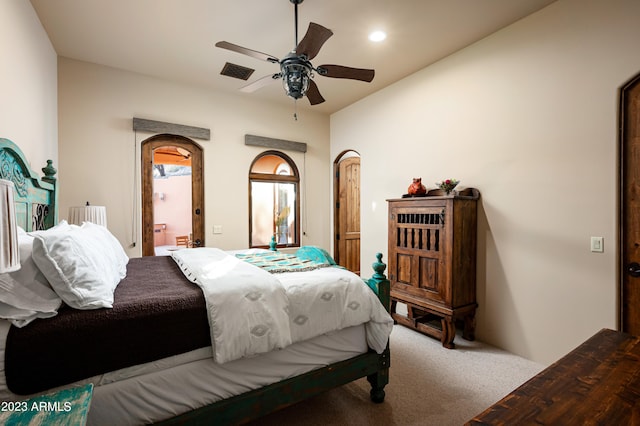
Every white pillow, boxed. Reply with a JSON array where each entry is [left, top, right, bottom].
[[31, 222, 129, 310], [80, 222, 129, 280], [0, 232, 62, 327], [28, 220, 74, 236]]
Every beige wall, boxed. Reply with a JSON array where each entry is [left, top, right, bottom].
[[331, 0, 640, 364], [0, 1, 57, 168], [57, 59, 330, 256]]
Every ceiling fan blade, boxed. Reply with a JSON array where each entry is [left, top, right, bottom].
[[295, 23, 333, 60], [215, 41, 279, 63], [306, 79, 325, 105], [317, 65, 375, 82], [240, 73, 281, 93]]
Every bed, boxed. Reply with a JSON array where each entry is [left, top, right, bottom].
[[0, 138, 393, 425]]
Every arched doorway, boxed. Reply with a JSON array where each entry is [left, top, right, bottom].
[[334, 150, 361, 274], [141, 134, 204, 256]]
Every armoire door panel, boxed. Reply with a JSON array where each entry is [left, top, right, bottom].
[[396, 253, 412, 284], [418, 256, 439, 292]]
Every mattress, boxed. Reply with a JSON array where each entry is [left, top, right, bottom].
[[0, 319, 369, 425]]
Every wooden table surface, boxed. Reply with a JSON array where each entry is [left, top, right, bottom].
[[466, 328, 640, 425]]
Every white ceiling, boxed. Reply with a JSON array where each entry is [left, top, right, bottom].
[[30, 0, 557, 115]]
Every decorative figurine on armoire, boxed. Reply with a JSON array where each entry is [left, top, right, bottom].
[[406, 178, 427, 196]]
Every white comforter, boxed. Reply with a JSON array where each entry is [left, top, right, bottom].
[[171, 248, 393, 364]]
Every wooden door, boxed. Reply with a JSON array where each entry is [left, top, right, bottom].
[[141, 134, 204, 256], [334, 155, 361, 274], [621, 72, 640, 333]]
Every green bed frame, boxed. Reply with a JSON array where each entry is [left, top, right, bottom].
[[0, 138, 57, 231], [0, 137, 391, 425]]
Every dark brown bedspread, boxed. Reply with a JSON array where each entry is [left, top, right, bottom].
[[5, 256, 211, 395]]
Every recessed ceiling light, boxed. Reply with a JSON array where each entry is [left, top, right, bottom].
[[368, 30, 387, 42]]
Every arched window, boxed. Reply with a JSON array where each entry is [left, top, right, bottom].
[[249, 151, 300, 248]]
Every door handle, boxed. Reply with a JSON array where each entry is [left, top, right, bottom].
[[628, 262, 640, 278]]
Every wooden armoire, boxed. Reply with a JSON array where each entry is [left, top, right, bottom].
[[387, 188, 479, 348]]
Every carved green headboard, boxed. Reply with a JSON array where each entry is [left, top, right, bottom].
[[0, 138, 57, 231]]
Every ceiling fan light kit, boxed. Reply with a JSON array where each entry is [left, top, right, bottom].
[[281, 54, 312, 100], [215, 0, 375, 107]]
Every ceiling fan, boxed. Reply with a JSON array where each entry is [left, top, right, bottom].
[[215, 0, 375, 106]]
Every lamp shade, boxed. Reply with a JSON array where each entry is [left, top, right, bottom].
[[69, 204, 107, 227], [0, 179, 20, 273]]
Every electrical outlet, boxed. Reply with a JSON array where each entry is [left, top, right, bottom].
[[590, 236, 604, 253], [213, 225, 223, 234]]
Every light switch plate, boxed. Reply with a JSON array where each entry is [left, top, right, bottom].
[[590, 236, 604, 253], [213, 225, 223, 234]]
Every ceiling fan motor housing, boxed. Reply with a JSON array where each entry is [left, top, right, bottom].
[[281, 55, 312, 100]]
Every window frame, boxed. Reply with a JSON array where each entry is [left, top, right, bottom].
[[248, 150, 301, 249]]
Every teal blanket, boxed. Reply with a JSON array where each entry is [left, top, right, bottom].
[[236, 246, 338, 273]]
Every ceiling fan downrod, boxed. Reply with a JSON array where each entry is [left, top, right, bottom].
[[291, 0, 304, 49]]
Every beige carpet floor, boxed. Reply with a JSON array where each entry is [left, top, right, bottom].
[[249, 325, 544, 426]]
